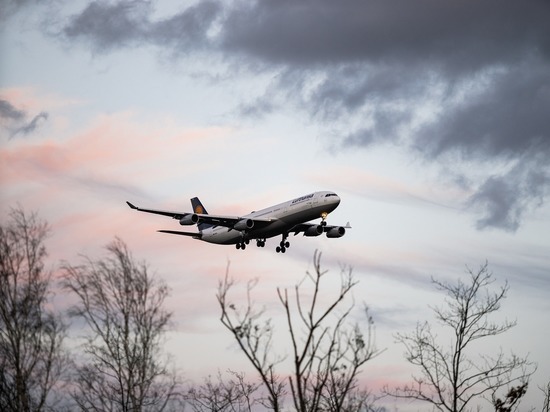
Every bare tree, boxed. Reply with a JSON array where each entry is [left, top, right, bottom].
[[185, 370, 260, 412], [0, 207, 68, 411], [218, 274, 286, 411], [383, 262, 535, 412], [218, 251, 382, 412], [62, 238, 181, 411], [541, 380, 550, 412]]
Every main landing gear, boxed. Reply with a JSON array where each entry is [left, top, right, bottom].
[[276, 233, 290, 254], [237, 238, 267, 250], [236, 239, 249, 250]]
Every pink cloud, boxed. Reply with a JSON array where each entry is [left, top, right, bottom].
[[1, 111, 230, 186]]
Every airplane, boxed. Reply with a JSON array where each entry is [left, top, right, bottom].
[[126, 191, 351, 253]]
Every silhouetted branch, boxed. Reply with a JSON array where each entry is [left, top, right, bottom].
[[383, 262, 535, 412], [218, 251, 383, 412], [0, 206, 69, 412], [62, 238, 182, 411]]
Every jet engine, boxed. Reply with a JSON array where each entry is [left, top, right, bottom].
[[233, 218, 254, 231], [304, 225, 323, 237], [179, 214, 199, 225], [326, 226, 346, 238]]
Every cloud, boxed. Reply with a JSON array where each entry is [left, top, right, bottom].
[[0, 0, 47, 23], [1, 111, 228, 194], [0, 99, 25, 121], [468, 153, 550, 231], [11, 112, 49, 137], [56, 0, 550, 231], [0, 97, 49, 138], [61, 0, 221, 54], [62, 0, 150, 51], [416, 65, 550, 160]]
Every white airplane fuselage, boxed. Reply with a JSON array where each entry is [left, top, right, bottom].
[[201, 191, 340, 244]]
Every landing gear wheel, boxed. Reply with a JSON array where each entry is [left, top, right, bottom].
[[277, 233, 290, 253]]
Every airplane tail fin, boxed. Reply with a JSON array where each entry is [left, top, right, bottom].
[[190, 197, 213, 231]]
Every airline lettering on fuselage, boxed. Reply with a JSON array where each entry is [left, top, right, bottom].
[[291, 193, 314, 205]]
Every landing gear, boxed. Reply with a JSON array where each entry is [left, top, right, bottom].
[[236, 238, 250, 250], [256, 239, 266, 247], [320, 212, 328, 226], [276, 234, 290, 253]]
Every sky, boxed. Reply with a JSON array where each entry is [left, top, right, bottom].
[[1, 0, 549, 410]]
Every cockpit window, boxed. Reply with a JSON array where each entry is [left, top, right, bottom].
[[325, 193, 338, 197]]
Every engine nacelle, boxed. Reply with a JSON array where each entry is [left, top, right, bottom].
[[326, 226, 346, 238], [180, 214, 199, 225], [233, 218, 254, 231], [304, 225, 323, 237]]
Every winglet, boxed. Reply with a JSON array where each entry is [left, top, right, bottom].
[[126, 201, 138, 210], [345, 222, 352, 228]]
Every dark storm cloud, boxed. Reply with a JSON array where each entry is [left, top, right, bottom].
[[417, 66, 550, 160], [62, 0, 221, 53], [59, 0, 550, 231], [0, 99, 48, 139], [63, 0, 150, 51], [468, 154, 550, 231], [148, 1, 220, 53], [221, 0, 550, 70]]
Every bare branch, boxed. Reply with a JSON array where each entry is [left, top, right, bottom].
[[218, 251, 382, 412], [62, 237, 181, 411], [0, 206, 69, 411], [217, 267, 285, 411], [540, 380, 550, 412], [384, 262, 535, 412], [185, 370, 260, 412]]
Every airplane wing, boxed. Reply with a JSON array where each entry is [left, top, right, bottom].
[[126, 201, 275, 230], [126, 201, 188, 219]]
